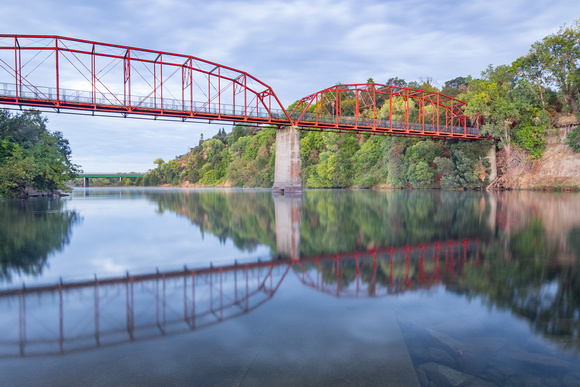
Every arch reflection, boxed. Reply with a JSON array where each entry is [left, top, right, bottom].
[[0, 239, 478, 358]]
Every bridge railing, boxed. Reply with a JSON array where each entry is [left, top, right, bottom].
[[0, 81, 288, 121], [291, 111, 480, 136], [1, 81, 481, 137]]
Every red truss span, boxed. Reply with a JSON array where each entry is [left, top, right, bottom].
[[0, 35, 485, 139], [291, 83, 484, 139], [0, 35, 290, 125]]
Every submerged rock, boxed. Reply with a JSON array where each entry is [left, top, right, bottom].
[[418, 362, 496, 387], [426, 329, 463, 354], [462, 337, 508, 353], [426, 347, 456, 367], [416, 368, 429, 387], [562, 374, 580, 387], [510, 351, 571, 369]]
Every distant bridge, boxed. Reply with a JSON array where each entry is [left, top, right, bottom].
[[77, 173, 144, 187], [78, 173, 144, 178], [0, 35, 491, 193]]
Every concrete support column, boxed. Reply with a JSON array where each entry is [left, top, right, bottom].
[[273, 193, 302, 260], [273, 126, 302, 194], [83, 177, 90, 188], [487, 143, 497, 182]]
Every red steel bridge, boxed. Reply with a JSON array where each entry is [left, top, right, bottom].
[[0, 239, 479, 357], [0, 35, 484, 139]]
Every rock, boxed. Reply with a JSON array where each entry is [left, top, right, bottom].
[[504, 376, 524, 387], [418, 362, 495, 387], [426, 329, 463, 354], [457, 351, 487, 377], [416, 368, 428, 387], [522, 375, 545, 387], [510, 351, 571, 369], [495, 366, 516, 378], [484, 368, 505, 384], [427, 347, 456, 367], [562, 375, 580, 387], [467, 379, 498, 387], [543, 377, 561, 387], [463, 337, 508, 353]]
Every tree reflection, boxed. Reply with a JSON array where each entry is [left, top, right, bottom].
[[146, 189, 493, 257], [0, 199, 81, 282], [147, 190, 277, 253], [452, 193, 580, 350], [146, 189, 580, 349]]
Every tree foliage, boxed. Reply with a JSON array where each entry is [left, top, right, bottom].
[[0, 110, 79, 198], [567, 124, 580, 152], [524, 20, 580, 113]]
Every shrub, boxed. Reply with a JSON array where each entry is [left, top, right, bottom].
[[566, 124, 580, 152]]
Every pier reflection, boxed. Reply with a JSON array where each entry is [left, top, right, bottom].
[[0, 239, 478, 358]]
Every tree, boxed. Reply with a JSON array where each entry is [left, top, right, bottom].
[[386, 77, 407, 88], [0, 110, 79, 197], [405, 140, 443, 187], [462, 66, 526, 157], [441, 77, 467, 98], [524, 20, 580, 112], [435, 141, 490, 190]]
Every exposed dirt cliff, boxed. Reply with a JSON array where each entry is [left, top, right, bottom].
[[517, 114, 580, 189]]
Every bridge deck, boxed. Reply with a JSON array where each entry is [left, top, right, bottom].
[[0, 84, 482, 139], [78, 173, 144, 178]]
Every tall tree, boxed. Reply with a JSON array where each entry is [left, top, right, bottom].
[[524, 20, 580, 112], [461, 66, 525, 157]]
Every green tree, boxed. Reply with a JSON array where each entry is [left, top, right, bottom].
[[462, 67, 523, 157], [435, 141, 490, 190], [0, 110, 79, 198], [524, 20, 580, 112], [405, 140, 443, 187]]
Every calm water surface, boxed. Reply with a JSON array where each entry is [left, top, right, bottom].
[[1, 188, 580, 386]]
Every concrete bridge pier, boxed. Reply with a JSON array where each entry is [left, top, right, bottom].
[[83, 177, 90, 187], [273, 193, 302, 260], [272, 126, 302, 194]]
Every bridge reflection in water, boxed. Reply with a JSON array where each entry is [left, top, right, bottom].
[[0, 239, 478, 358]]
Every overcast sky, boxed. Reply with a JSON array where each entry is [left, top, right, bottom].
[[2, 0, 579, 172]]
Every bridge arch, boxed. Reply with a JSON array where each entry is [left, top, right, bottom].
[[0, 35, 290, 125], [289, 83, 484, 139]]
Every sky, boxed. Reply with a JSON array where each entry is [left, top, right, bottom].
[[2, 0, 579, 172]]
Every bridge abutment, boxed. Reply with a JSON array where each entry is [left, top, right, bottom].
[[272, 126, 302, 194]]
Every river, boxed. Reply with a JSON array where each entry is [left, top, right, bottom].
[[1, 188, 580, 386]]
